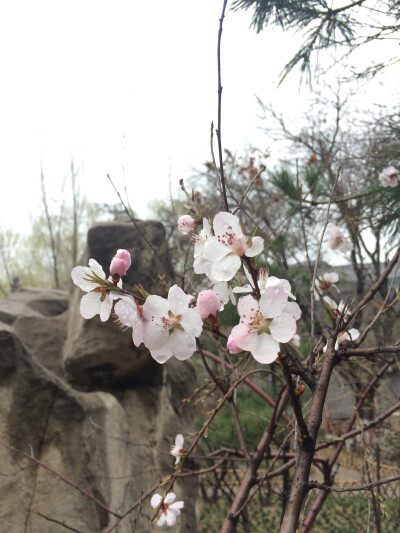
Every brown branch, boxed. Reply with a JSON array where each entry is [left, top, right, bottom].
[[308, 475, 400, 493], [37, 512, 86, 533], [301, 357, 393, 532], [345, 246, 400, 325], [201, 349, 294, 428]]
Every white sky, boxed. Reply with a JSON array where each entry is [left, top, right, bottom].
[[1, 0, 399, 233]]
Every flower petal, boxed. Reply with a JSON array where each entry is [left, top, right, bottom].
[[164, 493, 177, 505], [150, 494, 162, 508], [143, 295, 169, 320], [80, 292, 102, 319], [168, 285, 190, 316], [99, 294, 114, 322], [245, 236, 264, 257], [251, 334, 280, 364], [169, 329, 197, 360], [213, 211, 242, 238], [269, 313, 296, 343], [283, 301, 302, 320], [211, 254, 241, 282], [88, 258, 106, 279]]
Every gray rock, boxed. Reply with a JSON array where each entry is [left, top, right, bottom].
[[0, 287, 69, 378], [0, 220, 198, 532]]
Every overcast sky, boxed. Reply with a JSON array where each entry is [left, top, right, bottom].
[[1, 1, 398, 234]]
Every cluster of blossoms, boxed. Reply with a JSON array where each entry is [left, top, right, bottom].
[[71, 209, 367, 527], [379, 166, 399, 188]]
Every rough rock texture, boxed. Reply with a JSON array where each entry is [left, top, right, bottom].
[[0, 220, 198, 532], [0, 287, 69, 378]]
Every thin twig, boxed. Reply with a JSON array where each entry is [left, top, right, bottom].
[[37, 512, 86, 533], [309, 167, 341, 364], [216, 0, 229, 212]]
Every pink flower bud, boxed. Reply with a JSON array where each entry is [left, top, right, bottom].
[[115, 249, 131, 269], [195, 290, 224, 319], [109, 249, 131, 277], [178, 215, 196, 234]]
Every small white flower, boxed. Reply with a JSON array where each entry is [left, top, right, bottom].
[[227, 278, 300, 364], [327, 225, 352, 253], [170, 434, 186, 465], [199, 212, 264, 282], [337, 328, 360, 345], [379, 166, 399, 188], [151, 492, 184, 528], [142, 285, 203, 364], [71, 259, 121, 322]]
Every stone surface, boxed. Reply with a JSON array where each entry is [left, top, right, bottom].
[[0, 220, 198, 532], [0, 287, 69, 378]]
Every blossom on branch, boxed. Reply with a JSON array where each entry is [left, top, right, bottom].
[[227, 278, 301, 364], [178, 215, 196, 234], [170, 434, 186, 465], [379, 166, 399, 188], [71, 259, 121, 322], [194, 212, 264, 282], [327, 225, 352, 253], [109, 249, 131, 278], [151, 492, 184, 527], [195, 290, 224, 320], [142, 285, 203, 364]]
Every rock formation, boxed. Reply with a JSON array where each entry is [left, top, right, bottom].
[[0, 220, 198, 532]]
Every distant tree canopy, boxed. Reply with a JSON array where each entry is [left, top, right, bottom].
[[232, 0, 400, 79]]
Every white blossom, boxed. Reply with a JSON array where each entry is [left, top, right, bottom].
[[151, 492, 184, 528]]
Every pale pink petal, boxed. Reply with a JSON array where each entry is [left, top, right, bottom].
[[156, 514, 166, 527], [269, 313, 296, 343], [232, 284, 252, 294], [80, 292, 102, 319], [251, 333, 280, 364], [203, 240, 229, 262], [175, 434, 184, 449], [71, 266, 99, 291], [164, 493, 177, 505], [228, 323, 258, 353], [100, 294, 114, 322], [132, 320, 144, 347], [169, 501, 184, 511], [259, 286, 288, 319], [143, 295, 169, 320], [245, 236, 264, 257], [237, 294, 259, 324], [166, 510, 177, 527], [211, 254, 241, 281], [168, 285, 190, 316], [114, 297, 137, 327], [213, 211, 242, 238], [148, 345, 174, 364], [169, 329, 197, 360], [150, 494, 162, 508], [193, 255, 213, 276], [143, 321, 168, 350], [88, 258, 106, 279], [283, 301, 302, 320], [179, 308, 203, 337]]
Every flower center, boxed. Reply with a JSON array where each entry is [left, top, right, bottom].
[[248, 310, 272, 334], [161, 310, 184, 334]]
